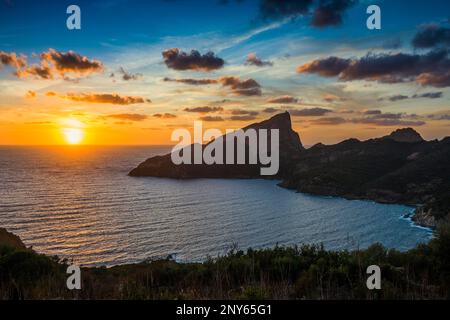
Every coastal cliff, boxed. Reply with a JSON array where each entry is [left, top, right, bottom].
[[130, 112, 450, 227], [129, 112, 303, 179]]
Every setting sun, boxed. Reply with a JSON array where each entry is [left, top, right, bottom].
[[61, 118, 84, 144], [63, 128, 83, 144]]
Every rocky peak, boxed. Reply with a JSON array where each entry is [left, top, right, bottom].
[[383, 128, 424, 143]]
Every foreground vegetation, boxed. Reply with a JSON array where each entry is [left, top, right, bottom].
[[1, 227, 450, 300]]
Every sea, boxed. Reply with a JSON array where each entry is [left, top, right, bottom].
[[0, 146, 433, 267]]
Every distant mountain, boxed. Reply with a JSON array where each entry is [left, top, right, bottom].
[[382, 128, 425, 143], [130, 112, 450, 227]]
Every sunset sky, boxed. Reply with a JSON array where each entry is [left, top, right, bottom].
[[1, 0, 449, 145]]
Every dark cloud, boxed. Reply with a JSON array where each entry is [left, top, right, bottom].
[[228, 109, 259, 116], [297, 49, 450, 88], [312, 0, 357, 27], [164, 77, 218, 85], [290, 107, 332, 117], [162, 48, 224, 71], [164, 75, 262, 96], [38, 49, 103, 78], [412, 24, 450, 49], [364, 110, 382, 115], [263, 107, 280, 113], [229, 115, 258, 121], [0, 51, 26, 71], [183, 106, 223, 113], [258, 0, 357, 27], [353, 110, 426, 127], [370, 112, 403, 120], [267, 95, 298, 103], [311, 117, 347, 125], [245, 53, 273, 67], [428, 113, 450, 121], [218, 76, 262, 96], [118, 67, 142, 81], [297, 56, 351, 77], [50, 92, 149, 105], [352, 118, 426, 127], [307, 109, 427, 127], [153, 113, 177, 119], [106, 114, 148, 121], [258, 0, 314, 20], [1, 49, 103, 80], [380, 92, 443, 101], [388, 95, 409, 102], [412, 92, 443, 99], [199, 115, 224, 122]]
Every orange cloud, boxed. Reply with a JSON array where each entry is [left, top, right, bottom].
[[1, 49, 103, 80], [153, 113, 177, 119], [25, 90, 36, 98], [47, 92, 150, 105]]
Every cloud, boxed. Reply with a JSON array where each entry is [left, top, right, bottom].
[[164, 76, 262, 96], [380, 92, 443, 101], [428, 113, 450, 121], [0, 51, 27, 72], [297, 56, 351, 77], [39, 49, 103, 76], [1, 49, 103, 80], [311, 116, 347, 125], [323, 94, 344, 102], [25, 90, 36, 98], [153, 113, 177, 119], [297, 49, 450, 88], [183, 106, 224, 113], [364, 110, 382, 115], [164, 77, 218, 85], [258, 0, 314, 20], [162, 48, 224, 71], [354, 110, 426, 126], [106, 113, 148, 121], [412, 92, 443, 99], [229, 115, 258, 121], [218, 76, 262, 96], [117, 67, 142, 81], [412, 24, 450, 49], [267, 95, 298, 103], [312, 0, 357, 27], [352, 118, 426, 127], [258, 0, 357, 27], [245, 53, 273, 67], [49, 92, 150, 105], [307, 109, 427, 127], [228, 109, 259, 116], [290, 107, 332, 116], [199, 115, 224, 122], [263, 107, 280, 113], [387, 95, 409, 102]]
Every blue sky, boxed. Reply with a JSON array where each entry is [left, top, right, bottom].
[[0, 0, 449, 145]]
